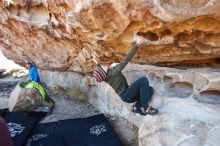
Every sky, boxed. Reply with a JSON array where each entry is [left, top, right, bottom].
[[0, 50, 25, 71]]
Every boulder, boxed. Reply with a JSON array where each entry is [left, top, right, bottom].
[[8, 84, 52, 112]]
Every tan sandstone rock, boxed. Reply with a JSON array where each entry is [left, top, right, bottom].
[[0, 0, 220, 73], [1, 0, 220, 145]]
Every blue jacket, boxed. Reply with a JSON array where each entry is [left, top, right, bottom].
[[29, 65, 40, 82]]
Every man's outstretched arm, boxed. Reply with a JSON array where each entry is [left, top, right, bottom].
[[112, 36, 145, 73], [91, 36, 145, 72], [112, 44, 140, 73]]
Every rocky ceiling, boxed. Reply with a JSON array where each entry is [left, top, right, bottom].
[[0, 0, 220, 74]]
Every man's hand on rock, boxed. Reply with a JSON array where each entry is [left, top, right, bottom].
[[135, 35, 145, 45]]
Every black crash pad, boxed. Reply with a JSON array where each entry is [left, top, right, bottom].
[[1, 110, 48, 146], [4, 112, 38, 146], [26, 114, 123, 146], [0, 108, 8, 117]]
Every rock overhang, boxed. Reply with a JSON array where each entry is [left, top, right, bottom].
[[0, 0, 220, 74]]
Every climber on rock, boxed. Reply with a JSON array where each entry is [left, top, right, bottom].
[[92, 35, 158, 115]]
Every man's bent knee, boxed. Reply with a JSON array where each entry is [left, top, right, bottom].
[[140, 76, 149, 83]]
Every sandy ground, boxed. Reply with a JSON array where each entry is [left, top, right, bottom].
[[41, 92, 100, 123]]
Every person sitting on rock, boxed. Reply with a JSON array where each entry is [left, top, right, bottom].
[[19, 61, 55, 110], [26, 61, 40, 83], [92, 35, 158, 115]]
